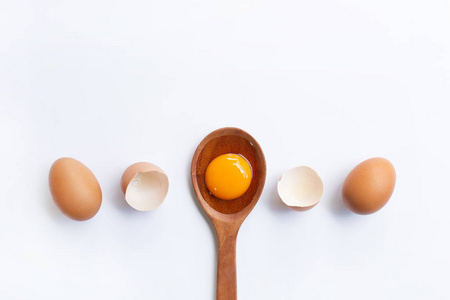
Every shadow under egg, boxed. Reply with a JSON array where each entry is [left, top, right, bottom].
[[329, 183, 354, 218]]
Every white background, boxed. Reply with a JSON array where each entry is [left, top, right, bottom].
[[1, 0, 449, 299]]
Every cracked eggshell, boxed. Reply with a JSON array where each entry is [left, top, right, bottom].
[[120, 162, 169, 211], [277, 166, 323, 211]]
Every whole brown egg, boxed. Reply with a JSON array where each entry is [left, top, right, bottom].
[[49, 157, 102, 221], [342, 157, 396, 215]]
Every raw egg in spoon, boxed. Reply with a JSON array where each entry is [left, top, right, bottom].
[[191, 127, 266, 300], [205, 153, 252, 200]]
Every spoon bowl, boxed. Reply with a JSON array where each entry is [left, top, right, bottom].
[[191, 127, 266, 300]]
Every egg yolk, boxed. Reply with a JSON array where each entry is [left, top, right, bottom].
[[205, 153, 252, 200]]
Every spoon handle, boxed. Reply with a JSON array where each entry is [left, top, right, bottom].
[[216, 225, 239, 300]]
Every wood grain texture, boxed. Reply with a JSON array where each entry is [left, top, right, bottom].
[[191, 127, 266, 300]]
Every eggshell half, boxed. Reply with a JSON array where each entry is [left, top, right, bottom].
[[121, 162, 169, 211], [277, 166, 323, 211]]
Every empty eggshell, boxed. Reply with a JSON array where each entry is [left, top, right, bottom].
[[277, 166, 323, 211], [121, 162, 169, 211]]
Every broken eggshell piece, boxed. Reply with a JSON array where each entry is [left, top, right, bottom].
[[121, 162, 169, 211], [277, 166, 323, 211]]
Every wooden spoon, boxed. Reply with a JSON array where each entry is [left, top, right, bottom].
[[191, 127, 267, 300]]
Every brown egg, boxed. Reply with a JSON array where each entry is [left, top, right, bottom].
[[342, 157, 396, 215], [49, 157, 102, 221]]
